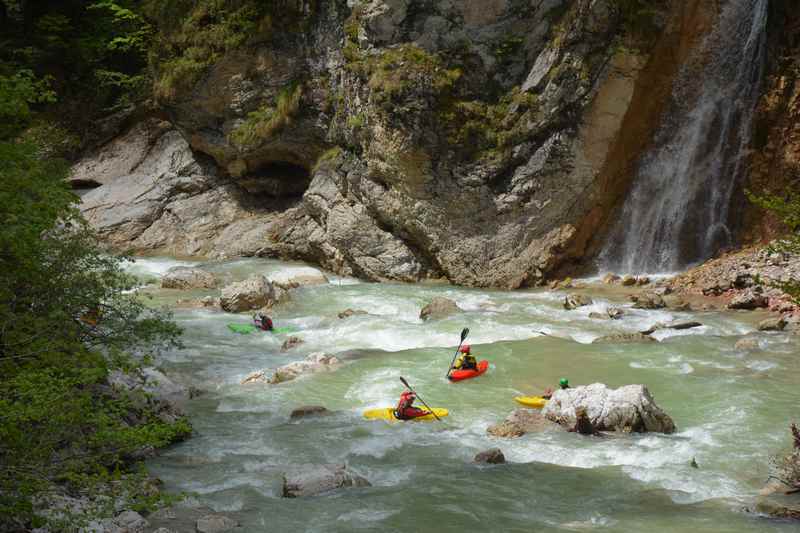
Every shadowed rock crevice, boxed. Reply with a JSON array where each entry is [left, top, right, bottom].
[[235, 160, 312, 199]]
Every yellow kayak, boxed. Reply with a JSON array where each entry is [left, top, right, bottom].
[[363, 407, 449, 422], [514, 396, 547, 409]]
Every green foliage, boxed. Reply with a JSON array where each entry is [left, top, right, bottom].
[[441, 87, 539, 160], [312, 146, 343, 173], [229, 82, 304, 148], [0, 70, 57, 138], [363, 44, 462, 105], [148, 0, 314, 102], [0, 141, 186, 529], [747, 188, 800, 303], [346, 113, 366, 130]]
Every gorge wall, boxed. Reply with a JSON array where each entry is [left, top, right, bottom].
[[75, 0, 781, 286]]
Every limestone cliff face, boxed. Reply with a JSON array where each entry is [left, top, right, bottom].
[[744, 0, 800, 242], [79, 0, 686, 286]]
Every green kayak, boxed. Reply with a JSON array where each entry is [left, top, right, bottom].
[[227, 323, 298, 335]]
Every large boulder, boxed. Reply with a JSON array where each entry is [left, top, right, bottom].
[[487, 408, 560, 438], [219, 275, 276, 312], [541, 383, 675, 433], [161, 266, 217, 289], [269, 353, 342, 384], [281, 464, 370, 498], [108, 367, 189, 423], [419, 297, 460, 320], [728, 289, 768, 310], [564, 293, 593, 310]]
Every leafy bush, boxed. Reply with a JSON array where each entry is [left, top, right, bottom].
[[229, 82, 304, 148]]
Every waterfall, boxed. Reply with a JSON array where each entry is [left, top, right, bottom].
[[599, 0, 769, 274]]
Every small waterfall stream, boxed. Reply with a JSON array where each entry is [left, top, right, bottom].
[[600, 0, 769, 274]]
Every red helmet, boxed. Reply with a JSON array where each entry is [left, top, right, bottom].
[[459, 344, 471, 354]]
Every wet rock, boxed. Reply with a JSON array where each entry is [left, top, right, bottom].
[[549, 277, 573, 290], [640, 321, 702, 335], [630, 292, 666, 309], [754, 496, 800, 520], [542, 383, 675, 433], [161, 266, 217, 290], [220, 275, 276, 312], [728, 289, 769, 310], [281, 464, 370, 498], [241, 370, 269, 385], [269, 353, 342, 384], [474, 448, 506, 464], [338, 308, 368, 319], [108, 367, 189, 423], [420, 297, 459, 320], [734, 337, 760, 351], [195, 514, 238, 533], [635, 276, 651, 286], [290, 406, 329, 419], [271, 271, 329, 289], [592, 332, 656, 344], [563, 293, 593, 310], [588, 312, 607, 320], [664, 295, 691, 311], [114, 510, 149, 532], [569, 406, 600, 436], [607, 307, 624, 320], [621, 275, 637, 286], [280, 336, 304, 352], [487, 408, 560, 438], [758, 317, 787, 331], [602, 273, 620, 284]]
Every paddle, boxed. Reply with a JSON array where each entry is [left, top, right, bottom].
[[399, 376, 441, 422], [445, 327, 470, 379]]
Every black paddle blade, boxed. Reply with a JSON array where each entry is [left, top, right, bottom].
[[399, 376, 411, 389], [460, 327, 469, 341]]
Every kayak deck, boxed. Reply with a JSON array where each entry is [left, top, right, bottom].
[[448, 360, 489, 382], [227, 323, 298, 335], [514, 396, 548, 409], [363, 407, 448, 422]]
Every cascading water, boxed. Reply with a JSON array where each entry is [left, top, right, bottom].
[[600, 0, 768, 274]]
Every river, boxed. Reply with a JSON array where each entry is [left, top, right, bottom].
[[126, 256, 798, 532]]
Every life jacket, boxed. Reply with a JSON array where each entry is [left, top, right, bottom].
[[394, 391, 416, 418]]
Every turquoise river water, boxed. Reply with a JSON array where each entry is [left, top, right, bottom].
[[126, 257, 799, 532]]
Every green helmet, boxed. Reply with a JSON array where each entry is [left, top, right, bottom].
[[559, 378, 569, 387]]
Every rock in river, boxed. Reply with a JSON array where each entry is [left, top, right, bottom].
[[269, 353, 342, 384], [161, 266, 217, 289], [195, 514, 238, 533], [758, 316, 787, 331], [630, 291, 666, 309], [290, 406, 329, 419], [487, 408, 560, 438], [282, 464, 370, 498], [220, 275, 276, 312], [474, 448, 506, 464], [592, 332, 656, 344], [541, 383, 675, 433], [420, 297, 459, 320], [564, 293, 593, 310]]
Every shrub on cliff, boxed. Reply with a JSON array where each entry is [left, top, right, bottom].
[[748, 188, 800, 303]]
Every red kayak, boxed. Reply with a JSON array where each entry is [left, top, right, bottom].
[[448, 360, 489, 382]]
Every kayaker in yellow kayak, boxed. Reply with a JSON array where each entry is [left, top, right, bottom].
[[394, 391, 431, 420], [542, 377, 570, 399], [452, 344, 478, 371]]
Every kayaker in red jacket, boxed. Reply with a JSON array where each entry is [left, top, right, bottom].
[[253, 312, 274, 331], [394, 391, 430, 420]]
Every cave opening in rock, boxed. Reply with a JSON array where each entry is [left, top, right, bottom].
[[237, 161, 311, 199]]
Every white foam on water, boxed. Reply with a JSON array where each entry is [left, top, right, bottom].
[[746, 360, 777, 371], [122, 256, 199, 278], [336, 508, 399, 524]]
